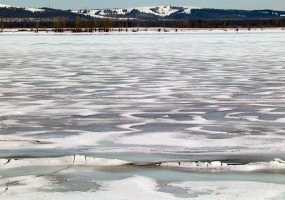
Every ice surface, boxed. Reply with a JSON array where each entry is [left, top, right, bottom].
[[1, 155, 285, 175], [0, 31, 285, 156], [0, 155, 129, 169], [171, 181, 285, 200], [1, 175, 285, 200], [1, 31, 285, 199]]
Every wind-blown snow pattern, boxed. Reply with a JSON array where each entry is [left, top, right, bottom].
[[1, 31, 285, 199]]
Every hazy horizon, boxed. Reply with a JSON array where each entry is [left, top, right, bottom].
[[1, 0, 285, 10]]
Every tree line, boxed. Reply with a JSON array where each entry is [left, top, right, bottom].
[[1, 17, 285, 32]]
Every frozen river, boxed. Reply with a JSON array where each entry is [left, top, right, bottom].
[[1, 31, 285, 199]]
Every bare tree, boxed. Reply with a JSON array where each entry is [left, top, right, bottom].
[[53, 17, 66, 32]]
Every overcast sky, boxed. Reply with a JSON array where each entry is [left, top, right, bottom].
[[1, 0, 285, 10]]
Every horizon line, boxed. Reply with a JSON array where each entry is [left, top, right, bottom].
[[1, 3, 285, 11]]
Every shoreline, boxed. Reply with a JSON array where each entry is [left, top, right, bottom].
[[1, 27, 285, 34]]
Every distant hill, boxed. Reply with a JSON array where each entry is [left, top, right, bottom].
[[1, 4, 285, 21], [74, 5, 285, 20], [1, 4, 285, 29], [0, 4, 89, 20], [73, 6, 194, 19]]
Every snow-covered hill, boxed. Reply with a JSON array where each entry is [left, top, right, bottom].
[[0, 3, 44, 12], [1, 4, 285, 21], [73, 5, 196, 19]]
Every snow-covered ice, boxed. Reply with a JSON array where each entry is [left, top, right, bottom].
[[0, 31, 285, 199]]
